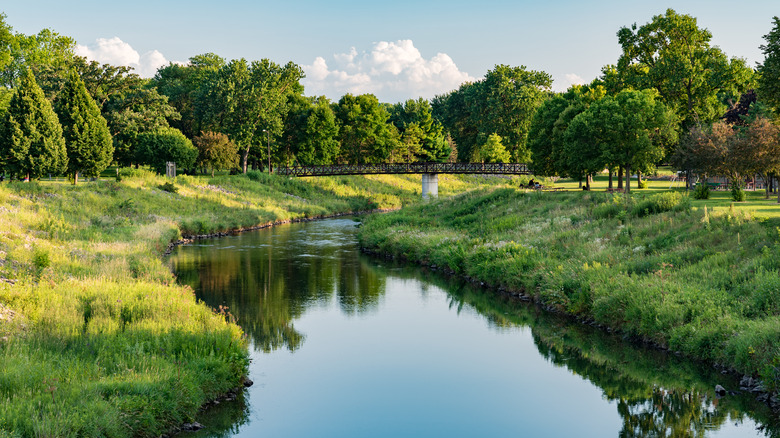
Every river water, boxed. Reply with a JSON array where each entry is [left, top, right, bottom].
[[169, 218, 778, 437]]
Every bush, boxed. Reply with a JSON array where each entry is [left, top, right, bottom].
[[693, 183, 710, 199], [638, 179, 649, 189], [731, 181, 746, 202], [135, 127, 198, 175], [157, 182, 178, 194], [632, 192, 691, 217]]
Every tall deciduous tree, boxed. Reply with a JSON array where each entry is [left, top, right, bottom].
[[389, 98, 450, 162], [0, 69, 67, 179], [153, 53, 225, 139], [572, 89, 676, 193], [55, 72, 113, 183], [196, 58, 304, 173], [283, 96, 340, 166], [433, 65, 552, 162], [758, 16, 780, 115], [335, 93, 398, 164], [615, 9, 754, 128]]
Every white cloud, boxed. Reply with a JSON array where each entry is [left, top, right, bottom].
[[75, 37, 171, 78], [552, 73, 587, 92], [302, 40, 475, 103]]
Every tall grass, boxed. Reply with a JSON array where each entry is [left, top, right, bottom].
[[359, 188, 780, 390], [0, 170, 496, 436]]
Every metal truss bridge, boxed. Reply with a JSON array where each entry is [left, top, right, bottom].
[[275, 162, 530, 177], [274, 162, 530, 199]]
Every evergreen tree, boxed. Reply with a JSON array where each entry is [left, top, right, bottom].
[[55, 72, 113, 184], [0, 69, 67, 179]]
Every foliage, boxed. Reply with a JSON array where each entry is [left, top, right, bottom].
[[282, 95, 340, 166], [731, 181, 746, 202], [55, 72, 113, 183], [152, 53, 225, 139], [433, 65, 552, 162], [693, 183, 710, 199], [757, 16, 780, 114], [196, 58, 304, 173], [0, 69, 67, 179], [157, 181, 178, 193], [335, 93, 398, 164], [569, 89, 676, 192], [135, 127, 197, 174], [479, 133, 510, 163], [388, 98, 450, 162], [614, 9, 754, 129], [193, 131, 239, 175]]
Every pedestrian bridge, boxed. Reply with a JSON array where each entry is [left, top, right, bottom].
[[275, 162, 531, 198]]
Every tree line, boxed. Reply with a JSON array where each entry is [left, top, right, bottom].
[[526, 10, 780, 196], [1, 10, 780, 188]]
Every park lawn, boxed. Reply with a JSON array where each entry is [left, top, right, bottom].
[[0, 169, 496, 437], [358, 185, 780, 391]]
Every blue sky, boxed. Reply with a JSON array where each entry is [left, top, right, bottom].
[[3, 1, 778, 102]]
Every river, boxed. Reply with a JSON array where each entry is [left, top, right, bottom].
[[169, 218, 778, 437]]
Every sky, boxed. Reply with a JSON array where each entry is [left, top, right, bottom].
[[3, 1, 778, 103]]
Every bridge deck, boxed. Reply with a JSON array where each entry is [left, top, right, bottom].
[[275, 162, 530, 177]]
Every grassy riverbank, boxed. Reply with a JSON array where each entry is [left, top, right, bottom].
[[0, 169, 493, 437], [358, 187, 780, 391]]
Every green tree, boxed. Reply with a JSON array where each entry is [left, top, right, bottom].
[[283, 96, 340, 166], [433, 65, 552, 162], [0, 69, 67, 179], [615, 9, 754, 129], [335, 93, 398, 164], [572, 89, 676, 193], [196, 58, 304, 173], [55, 72, 113, 184], [480, 133, 510, 163], [152, 53, 225, 139], [193, 131, 239, 176], [389, 98, 450, 162], [135, 127, 197, 174], [757, 16, 780, 115]]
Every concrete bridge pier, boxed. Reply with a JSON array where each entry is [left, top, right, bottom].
[[422, 173, 438, 199]]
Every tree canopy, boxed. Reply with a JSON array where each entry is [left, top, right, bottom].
[[757, 16, 780, 115], [614, 9, 754, 128]]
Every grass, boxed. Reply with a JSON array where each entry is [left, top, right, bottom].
[[0, 169, 496, 437], [358, 185, 780, 392]]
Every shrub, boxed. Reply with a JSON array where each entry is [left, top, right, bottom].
[[638, 178, 649, 189], [157, 182, 178, 194], [731, 181, 746, 202], [632, 192, 691, 217], [135, 127, 197, 175], [693, 183, 710, 199]]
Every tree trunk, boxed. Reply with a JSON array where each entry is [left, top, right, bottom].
[[608, 171, 613, 189], [242, 145, 250, 174], [625, 165, 631, 193], [617, 167, 623, 189], [585, 175, 591, 191], [637, 171, 642, 189], [73, 172, 79, 185]]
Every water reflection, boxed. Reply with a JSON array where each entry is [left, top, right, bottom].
[[169, 219, 777, 437]]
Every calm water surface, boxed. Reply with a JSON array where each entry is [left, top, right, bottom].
[[169, 218, 778, 437]]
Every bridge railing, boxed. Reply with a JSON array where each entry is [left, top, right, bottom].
[[275, 162, 530, 177]]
